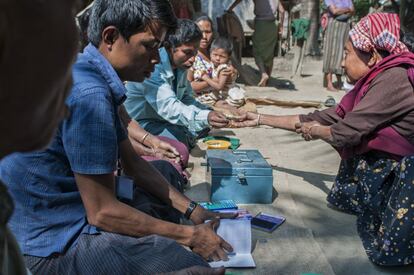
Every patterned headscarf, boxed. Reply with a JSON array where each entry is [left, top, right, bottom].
[[349, 13, 409, 54]]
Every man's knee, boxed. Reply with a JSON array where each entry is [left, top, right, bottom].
[[84, 234, 208, 273], [143, 235, 209, 272]]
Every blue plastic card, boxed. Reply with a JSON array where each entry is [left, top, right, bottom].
[[199, 200, 238, 211], [251, 212, 285, 232]]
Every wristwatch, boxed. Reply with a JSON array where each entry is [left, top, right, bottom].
[[184, 201, 198, 219]]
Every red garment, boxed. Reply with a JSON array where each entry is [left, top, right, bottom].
[[171, 0, 192, 19], [349, 13, 408, 54], [336, 52, 414, 159], [321, 13, 329, 31], [175, 6, 191, 19]]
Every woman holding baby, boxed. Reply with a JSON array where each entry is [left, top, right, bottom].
[[187, 16, 243, 109]]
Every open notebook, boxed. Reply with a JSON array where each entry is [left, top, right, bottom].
[[209, 219, 256, 268]]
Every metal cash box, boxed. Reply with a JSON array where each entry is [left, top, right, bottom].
[[206, 149, 273, 204]]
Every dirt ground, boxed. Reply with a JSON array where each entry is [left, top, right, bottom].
[[184, 57, 414, 275]]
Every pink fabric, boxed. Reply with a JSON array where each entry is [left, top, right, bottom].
[[176, 6, 191, 19], [335, 52, 414, 159], [321, 13, 329, 31], [142, 136, 190, 178], [349, 13, 408, 54]]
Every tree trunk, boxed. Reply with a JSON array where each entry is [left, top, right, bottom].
[[301, 0, 320, 55], [192, 0, 202, 13], [400, 0, 414, 32]]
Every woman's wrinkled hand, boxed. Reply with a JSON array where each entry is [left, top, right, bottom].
[[227, 112, 259, 128], [295, 121, 321, 141], [148, 135, 181, 163], [208, 111, 229, 128]]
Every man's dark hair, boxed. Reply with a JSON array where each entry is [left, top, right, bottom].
[[88, 0, 177, 47], [165, 19, 202, 49], [77, 5, 93, 50], [210, 37, 233, 55], [194, 15, 214, 27]]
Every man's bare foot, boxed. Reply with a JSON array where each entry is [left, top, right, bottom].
[[258, 73, 269, 87]]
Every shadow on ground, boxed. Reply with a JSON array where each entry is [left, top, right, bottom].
[[190, 143, 206, 158], [272, 187, 278, 202], [272, 165, 335, 195], [209, 130, 237, 136], [185, 181, 210, 202], [238, 64, 296, 90]]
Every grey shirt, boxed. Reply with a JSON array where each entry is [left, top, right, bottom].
[[254, 0, 279, 21], [300, 66, 414, 148]]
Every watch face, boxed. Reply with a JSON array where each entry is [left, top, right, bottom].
[[185, 201, 198, 219]]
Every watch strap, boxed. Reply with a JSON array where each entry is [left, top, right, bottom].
[[184, 201, 198, 219]]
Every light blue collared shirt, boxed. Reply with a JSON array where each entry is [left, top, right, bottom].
[[124, 47, 211, 134]]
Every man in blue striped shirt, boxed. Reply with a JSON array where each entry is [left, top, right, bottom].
[[0, 1, 232, 274]]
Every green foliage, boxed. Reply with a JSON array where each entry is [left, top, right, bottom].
[[353, 0, 371, 20]]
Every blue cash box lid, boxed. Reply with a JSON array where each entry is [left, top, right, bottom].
[[206, 149, 272, 177]]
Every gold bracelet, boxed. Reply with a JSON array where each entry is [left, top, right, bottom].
[[141, 132, 150, 144]]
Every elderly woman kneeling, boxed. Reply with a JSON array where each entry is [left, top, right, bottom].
[[233, 13, 414, 266]]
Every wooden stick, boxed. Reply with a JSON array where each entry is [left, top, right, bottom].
[[246, 98, 322, 108]]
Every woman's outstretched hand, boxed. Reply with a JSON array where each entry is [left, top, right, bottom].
[[227, 112, 260, 128], [295, 121, 334, 144], [295, 121, 321, 141]]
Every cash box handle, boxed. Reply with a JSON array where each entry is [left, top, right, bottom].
[[233, 151, 247, 155], [237, 158, 253, 163]]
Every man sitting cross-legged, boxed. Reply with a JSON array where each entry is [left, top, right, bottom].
[[124, 19, 233, 150], [0, 1, 232, 274]]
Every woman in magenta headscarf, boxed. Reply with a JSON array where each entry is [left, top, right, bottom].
[[232, 13, 414, 265]]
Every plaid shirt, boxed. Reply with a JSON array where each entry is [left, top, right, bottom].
[[0, 44, 128, 257]]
